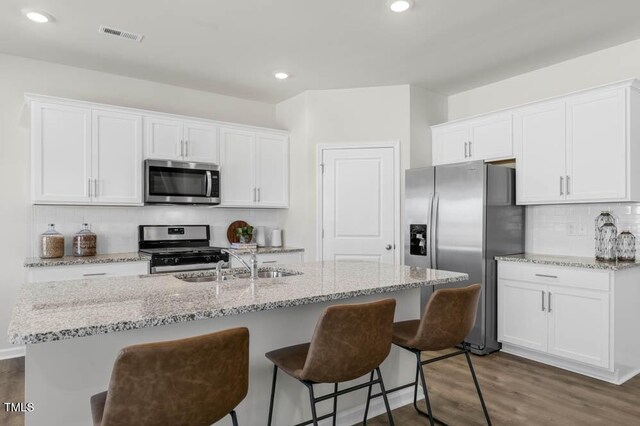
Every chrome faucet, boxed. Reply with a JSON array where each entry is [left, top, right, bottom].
[[215, 260, 228, 281], [221, 249, 258, 279]]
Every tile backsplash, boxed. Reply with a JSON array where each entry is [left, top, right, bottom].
[[30, 205, 287, 257], [526, 203, 640, 257]]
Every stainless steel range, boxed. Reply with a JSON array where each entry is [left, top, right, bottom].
[[138, 225, 229, 274]]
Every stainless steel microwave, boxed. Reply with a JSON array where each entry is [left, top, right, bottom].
[[144, 159, 220, 205]]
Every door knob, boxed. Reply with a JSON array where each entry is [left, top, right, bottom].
[[385, 244, 393, 250]]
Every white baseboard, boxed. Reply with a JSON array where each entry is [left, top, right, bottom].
[[0, 346, 25, 360], [325, 384, 422, 426]]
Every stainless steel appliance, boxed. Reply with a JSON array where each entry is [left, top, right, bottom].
[[405, 161, 525, 355], [145, 159, 220, 205], [139, 225, 229, 273]]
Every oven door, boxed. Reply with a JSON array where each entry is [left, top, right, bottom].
[[145, 160, 220, 205]]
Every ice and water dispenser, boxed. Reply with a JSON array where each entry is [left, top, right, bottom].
[[409, 224, 427, 256]]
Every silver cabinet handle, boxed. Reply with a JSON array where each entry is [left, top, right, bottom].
[[468, 141, 472, 157], [566, 175, 570, 195], [83, 272, 107, 277], [560, 176, 564, 196], [548, 292, 552, 312], [184, 140, 189, 157], [87, 178, 92, 198], [253, 188, 257, 202], [535, 273, 558, 279], [262, 260, 277, 264], [464, 142, 468, 158], [257, 188, 260, 202], [541, 290, 546, 311]]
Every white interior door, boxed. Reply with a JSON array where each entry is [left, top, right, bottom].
[[321, 147, 396, 263]]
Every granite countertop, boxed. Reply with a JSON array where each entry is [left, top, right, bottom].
[[495, 253, 640, 271], [8, 261, 467, 345], [229, 246, 304, 254], [24, 252, 151, 268]]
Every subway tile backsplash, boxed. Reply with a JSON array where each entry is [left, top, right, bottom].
[[30, 205, 286, 257], [526, 203, 640, 257]]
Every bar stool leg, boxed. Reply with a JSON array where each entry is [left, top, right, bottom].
[[362, 370, 375, 424], [333, 383, 338, 426], [267, 365, 278, 426], [230, 410, 239, 426], [376, 367, 395, 426], [306, 383, 320, 426], [416, 352, 435, 426], [464, 350, 492, 426]]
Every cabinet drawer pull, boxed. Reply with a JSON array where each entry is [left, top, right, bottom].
[[262, 260, 277, 264], [541, 290, 546, 311], [83, 272, 107, 277], [535, 273, 558, 279]]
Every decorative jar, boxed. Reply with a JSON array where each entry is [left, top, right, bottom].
[[73, 223, 97, 257], [39, 224, 64, 258], [617, 230, 636, 261], [595, 211, 617, 261]]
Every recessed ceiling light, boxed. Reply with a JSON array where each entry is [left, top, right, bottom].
[[388, 0, 413, 13], [274, 71, 290, 80], [22, 9, 53, 23]]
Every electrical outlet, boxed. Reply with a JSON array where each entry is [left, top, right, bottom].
[[578, 223, 588, 236], [567, 224, 577, 236]]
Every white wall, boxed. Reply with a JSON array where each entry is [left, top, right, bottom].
[[0, 52, 281, 355], [447, 36, 640, 257], [410, 86, 447, 168]]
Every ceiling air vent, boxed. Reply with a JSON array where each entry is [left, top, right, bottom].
[[98, 25, 144, 42]]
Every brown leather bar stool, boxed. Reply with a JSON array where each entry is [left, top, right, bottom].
[[265, 299, 397, 426], [364, 284, 491, 426], [90, 327, 249, 426]]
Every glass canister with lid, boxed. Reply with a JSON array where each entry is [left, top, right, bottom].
[[617, 230, 636, 261], [73, 223, 97, 257], [595, 211, 618, 261], [39, 224, 64, 258]]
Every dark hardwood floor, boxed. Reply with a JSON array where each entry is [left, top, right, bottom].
[[1, 350, 639, 425]]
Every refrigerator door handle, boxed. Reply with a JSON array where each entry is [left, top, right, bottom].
[[430, 192, 439, 269]]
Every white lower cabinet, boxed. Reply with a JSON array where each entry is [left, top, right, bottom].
[[229, 251, 304, 268], [26, 262, 149, 284], [497, 261, 640, 384]]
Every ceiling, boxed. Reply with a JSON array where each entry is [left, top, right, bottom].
[[3, 0, 640, 103]]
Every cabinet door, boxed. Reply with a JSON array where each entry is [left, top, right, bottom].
[[219, 127, 256, 206], [31, 102, 92, 204], [514, 101, 566, 204], [255, 133, 289, 207], [92, 110, 143, 205], [469, 113, 513, 161], [432, 125, 470, 165], [498, 279, 548, 352], [566, 88, 627, 202], [547, 286, 610, 368], [183, 121, 219, 163], [144, 116, 183, 160]]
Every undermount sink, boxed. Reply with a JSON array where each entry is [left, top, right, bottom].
[[179, 275, 235, 283], [234, 270, 299, 279]]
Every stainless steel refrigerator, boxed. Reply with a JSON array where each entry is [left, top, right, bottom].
[[405, 161, 525, 355]]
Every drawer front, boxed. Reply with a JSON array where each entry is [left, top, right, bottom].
[[27, 261, 149, 283], [229, 251, 304, 268], [498, 261, 611, 292]]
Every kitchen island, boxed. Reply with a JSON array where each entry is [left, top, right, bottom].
[[9, 261, 467, 426]]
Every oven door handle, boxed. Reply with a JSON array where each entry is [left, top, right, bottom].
[[206, 171, 212, 198]]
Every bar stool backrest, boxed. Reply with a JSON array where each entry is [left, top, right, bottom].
[[300, 298, 396, 383], [413, 284, 482, 351], [100, 327, 249, 426]]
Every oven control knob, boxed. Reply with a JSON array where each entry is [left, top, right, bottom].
[[163, 258, 170, 264], [205, 256, 212, 262], [173, 258, 180, 264]]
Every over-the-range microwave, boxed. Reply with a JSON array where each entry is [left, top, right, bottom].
[[144, 159, 220, 205]]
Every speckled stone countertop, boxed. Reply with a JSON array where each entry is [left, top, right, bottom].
[[24, 252, 150, 268], [495, 253, 640, 271], [228, 246, 304, 254], [8, 261, 466, 345]]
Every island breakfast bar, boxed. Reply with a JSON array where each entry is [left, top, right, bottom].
[[9, 261, 467, 426]]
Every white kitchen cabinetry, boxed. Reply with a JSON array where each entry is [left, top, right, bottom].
[[220, 127, 289, 208], [26, 262, 149, 284], [31, 100, 143, 206], [432, 112, 513, 165], [229, 251, 304, 268], [498, 261, 640, 384], [144, 116, 219, 164]]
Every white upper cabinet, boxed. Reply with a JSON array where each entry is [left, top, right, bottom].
[[432, 112, 513, 165], [514, 101, 567, 204], [565, 88, 627, 202], [219, 127, 289, 208], [31, 102, 92, 204], [144, 117, 219, 163], [92, 110, 143, 205], [31, 101, 143, 206]]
